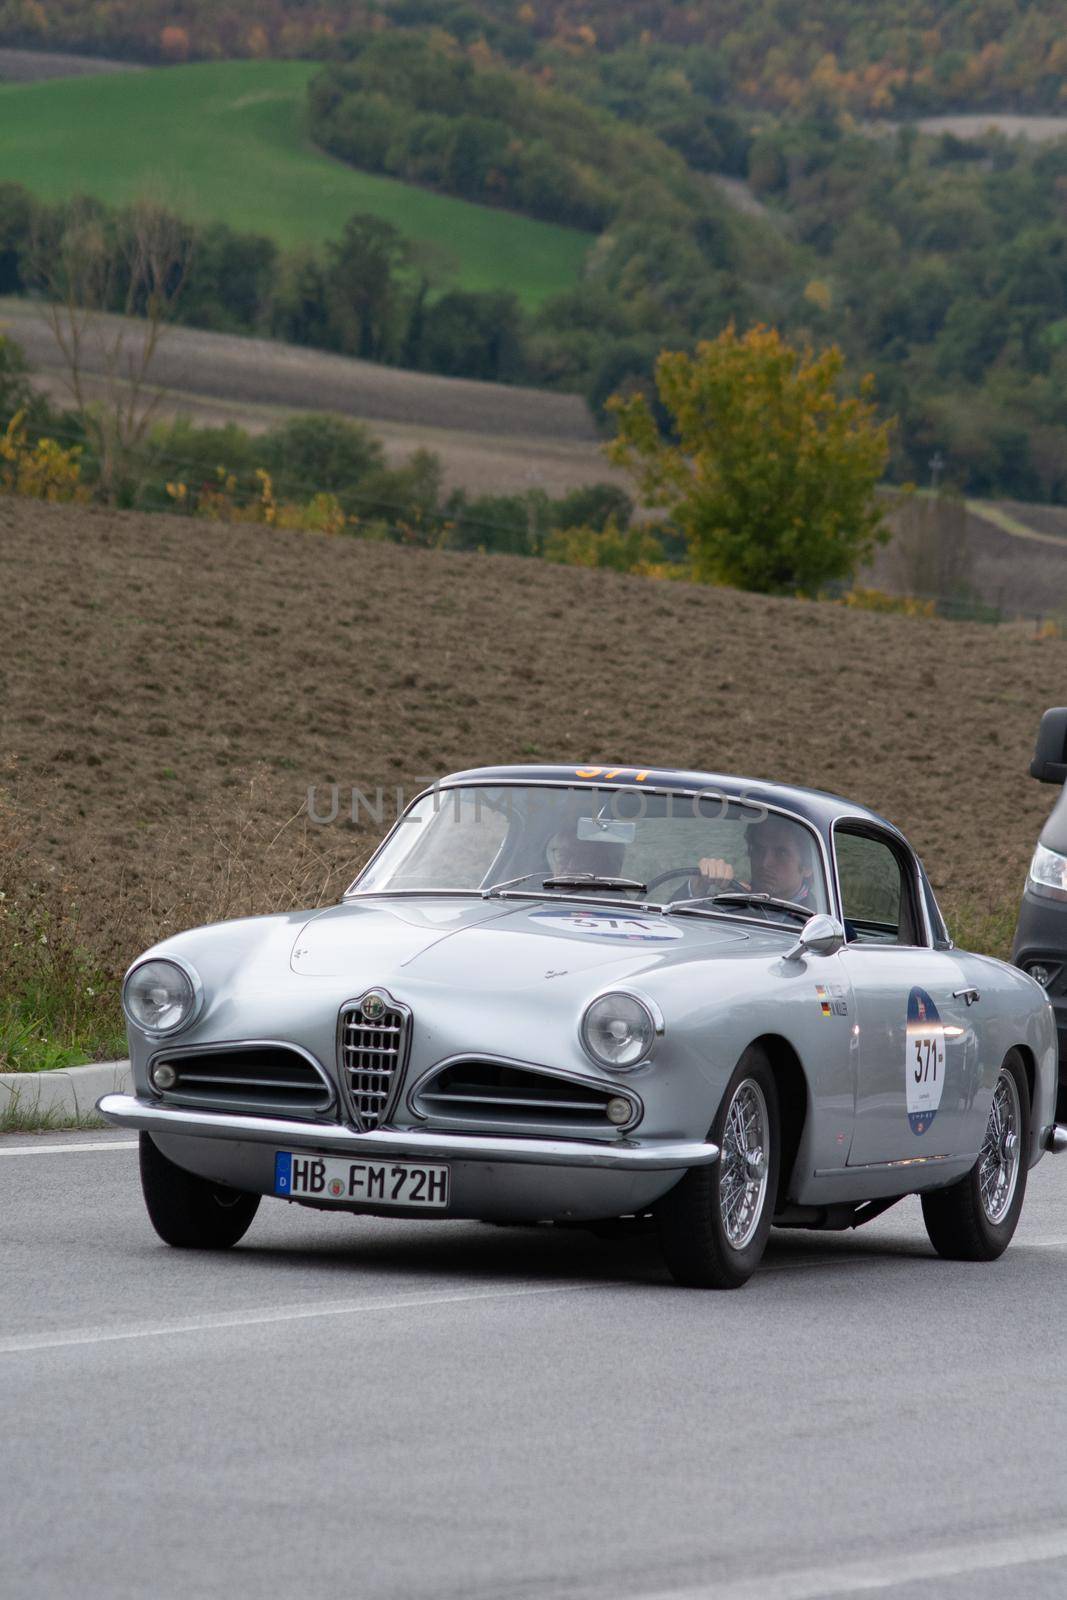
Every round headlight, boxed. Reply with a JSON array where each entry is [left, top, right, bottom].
[[123, 959, 199, 1035], [581, 992, 657, 1071]]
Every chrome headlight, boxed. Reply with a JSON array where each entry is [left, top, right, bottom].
[[123, 958, 201, 1036], [1028, 842, 1067, 902], [580, 992, 658, 1071]]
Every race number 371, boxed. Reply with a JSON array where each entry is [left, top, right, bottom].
[[906, 986, 946, 1136]]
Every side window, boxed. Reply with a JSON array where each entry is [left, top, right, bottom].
[[835, 829, 921, 946]]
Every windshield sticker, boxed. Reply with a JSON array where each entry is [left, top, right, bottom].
[[906, 986, 946, 1135], [530, 909, 683, 942]]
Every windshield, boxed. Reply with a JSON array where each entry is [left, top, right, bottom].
[[349, 784, 829, 919]]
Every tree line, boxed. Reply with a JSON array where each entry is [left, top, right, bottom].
[[3, 1, 1064, 116]]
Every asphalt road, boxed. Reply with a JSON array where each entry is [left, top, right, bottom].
[[4, 1132, 1067, 1600]]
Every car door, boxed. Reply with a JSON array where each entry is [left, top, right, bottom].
[[835, 824, 979, 1167]]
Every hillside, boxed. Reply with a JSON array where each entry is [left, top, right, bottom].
[[1, 3, 1062, 114], [0, 60, 592, 305], [1, 497, 1060, 977]]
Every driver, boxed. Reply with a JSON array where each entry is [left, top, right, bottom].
[[690, 815, 818, 907]]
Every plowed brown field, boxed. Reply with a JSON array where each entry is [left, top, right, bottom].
[[2, 497, 1064, 967]]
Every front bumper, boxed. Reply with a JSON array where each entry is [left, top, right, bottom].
[[97, 1094, 718, 1171], [99, 1093, 719, 1223]]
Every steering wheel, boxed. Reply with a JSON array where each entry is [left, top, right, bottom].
[[645, 866, 703, 895], [645, 867, 748, 898]]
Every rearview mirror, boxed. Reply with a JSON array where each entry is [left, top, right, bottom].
[[1031, 707, 1067, 784], [784, 914, 846, 962]]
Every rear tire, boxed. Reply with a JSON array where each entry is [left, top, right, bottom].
[[921, 1050, 1030, 1262], [139, 1133, 260, 1249], [656, 1047, 780, 1289]]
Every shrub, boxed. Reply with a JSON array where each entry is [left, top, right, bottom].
[[0, 411, 87, 502]]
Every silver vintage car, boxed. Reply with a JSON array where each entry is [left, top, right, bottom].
[[100, 765, 1066, 1288]]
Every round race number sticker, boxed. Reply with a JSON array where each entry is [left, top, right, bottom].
[[529, 908, 682, 942], [906, 986, 946, 1135]]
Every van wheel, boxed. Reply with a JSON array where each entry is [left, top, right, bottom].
[[921, 1050, 1029, 1262], [139, 1133, 260, 1249], [656, 1047, 780, 1289]]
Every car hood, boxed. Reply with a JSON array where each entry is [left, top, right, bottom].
[[290, 896, 750, 990]]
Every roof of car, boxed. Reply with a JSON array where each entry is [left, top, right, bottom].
[[436, 765, 907, 845]]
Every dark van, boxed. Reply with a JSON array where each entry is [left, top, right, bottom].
[[1014, 707, 1067, 1116]]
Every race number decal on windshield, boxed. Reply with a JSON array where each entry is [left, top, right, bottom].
[[906, 986, 946, 1135]]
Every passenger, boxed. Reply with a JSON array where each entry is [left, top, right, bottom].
[[547, 829, 626, 880]]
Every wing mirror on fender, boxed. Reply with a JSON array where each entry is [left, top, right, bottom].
[[784, 914, 847, 962]]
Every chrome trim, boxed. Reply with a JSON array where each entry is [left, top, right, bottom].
[[1045, 1124, 1067, 1154], [406, 1052, 643, 1131], [816, 1151, 974, 1175], [784, 914, 847, 963], [579, 989, 663, 1073], [96, 1094, 718, 1170], [336, 988, 411, 1131], [344, 778, 836, 922], [122, 954, 205, 1040], [829, 815, 935, 950], [147, 1037, 335, 1115]]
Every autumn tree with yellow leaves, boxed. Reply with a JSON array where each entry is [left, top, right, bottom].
[[608, 325, 892, 596]]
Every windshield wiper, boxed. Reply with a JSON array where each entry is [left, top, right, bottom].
[[665, 892, 813, 922], [542, 874, 649, 893], [716, 892, 813, 920], [482, 873, 543, 899]]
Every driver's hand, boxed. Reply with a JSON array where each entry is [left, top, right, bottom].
[[698, 857, 735, 883], [694, 857, 737, 894]]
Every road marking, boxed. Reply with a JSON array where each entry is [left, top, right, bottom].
[[0, 1281, 605, 1356], [638, 1526, 1067, 1599], [0, 1140, 138, 1157]]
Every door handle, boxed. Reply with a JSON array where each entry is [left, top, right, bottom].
[[953, 987, 980, 1007]]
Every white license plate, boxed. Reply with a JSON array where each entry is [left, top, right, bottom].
[[274, 1151, 450, 1209]]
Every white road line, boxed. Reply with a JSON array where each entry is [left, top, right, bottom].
[[0, 1139, 138, 1156], [638, 1527, 1067, 1600], [0, 1281, 605, 1356]]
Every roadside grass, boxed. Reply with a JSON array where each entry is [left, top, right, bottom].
[[0, 1101, 108, 1134], [0, 962, 126, 1076], [943, 895, 1019, 963], [0, 880, 125, 1075], [0, 60, 592, 306]]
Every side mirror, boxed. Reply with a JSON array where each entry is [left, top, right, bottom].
[[1031, 707, 1067, 784], [785, 914, 847, 962]]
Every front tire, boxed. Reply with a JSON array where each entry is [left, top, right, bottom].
[[656, 1047, 780, 1289], [139, 1133, 260, 1249], [921, 1050, 1030, 1261]]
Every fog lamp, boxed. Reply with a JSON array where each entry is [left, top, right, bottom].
[[606, 1097, 632, 1126], [150, 1061, 178, 1091]]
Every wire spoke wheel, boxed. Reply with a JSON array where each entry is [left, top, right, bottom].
[[717, 1078, 770, 1250], [921, 1049, 1030, 1263], [977, 1067, 1021, 1226]]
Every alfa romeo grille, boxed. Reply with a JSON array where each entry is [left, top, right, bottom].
[[148, 1045, 333, 1119], [412, 1060, 634, 1131], [339, 995, 408, 1130]]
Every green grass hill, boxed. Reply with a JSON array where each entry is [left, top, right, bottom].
[[0, 59, 593, 305]]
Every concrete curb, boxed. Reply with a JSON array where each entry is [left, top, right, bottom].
[[0, 1060, 131, 1124]]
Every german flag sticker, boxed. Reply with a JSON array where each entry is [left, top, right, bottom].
[[815, 985, 833, 1018]]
